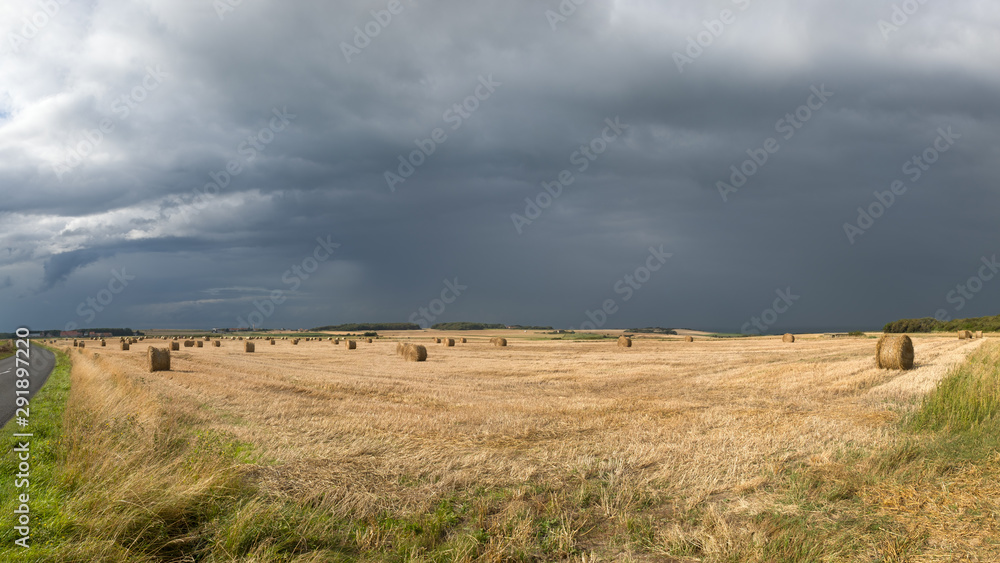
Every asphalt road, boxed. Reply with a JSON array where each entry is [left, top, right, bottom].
[[0, 343, 56, 429]]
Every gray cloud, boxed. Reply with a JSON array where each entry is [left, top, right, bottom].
[[1, 0, 999, 333]]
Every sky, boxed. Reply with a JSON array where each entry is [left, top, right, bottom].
[[1, 0, 999, 334]]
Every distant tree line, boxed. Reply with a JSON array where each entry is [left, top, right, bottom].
[[883, 314, 1000, 333], [625, 327, 678, 335], [430, 322, 553, 330], [311, 323, 421, 331]]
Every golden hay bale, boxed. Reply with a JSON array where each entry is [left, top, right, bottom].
[[148, 348, 170, 372], [876, 334, 914, 370], [490, 337, 507, 347], [977, 331, 984, 338], [618, 336, 632, 348], [121, 342, 130, 351], [245, 341, 255, 353], [434, 337, 441, 343], [958, 330, 971, 340], [270, 339, 275, 345], [170, 342, 180, 351], [292, 339, 300, 345], [401, 343, 427, 362], [367, 338, 373, 343], [782, 333, 795, 343], [460, 338, 467, 343], [444, 338, 455, 347], [345, 340, 357, 350], [100, 340, 106, 347], [213, 341, 221, 347], [78, 342, 85, 348], [196, 341, 204, 348], [334, 339, 340, 344], [183, 340, 195, 347], [684, 336, 694, 343]]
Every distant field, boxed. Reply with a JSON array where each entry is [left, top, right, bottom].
[[23, 331, 999, 561]]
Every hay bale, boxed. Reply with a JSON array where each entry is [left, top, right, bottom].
[[196, 341, 204, 348], [292, 339, 300, 345], [959, 330, 971, 340], [270, 339, 275, 345], [148, 348, 170, 372], [434, 337, 441, 343], [977, 331, 984, 339], [345, 340, 357, 350], [684, 336, 694, 343], [444, 338, 455, 347], [334, 339, 340, 345], [782, 333, 795, 343], [184, 340, 195, 347], [460, 338, 467, 344], [876, 334, 914, 370], [396, 342, 404, 355], [213, 341, 221, 347], [100, 340, 106, 347], [618, 336, 632, 348], [367, 338, 373, 343], [490, 337, 507, 347], [170, 342, 180, 351], [401, 343, 427, 362], [245, 341, 255, 353], [78, 342, 85, 348], [120, 342, 130, 351]]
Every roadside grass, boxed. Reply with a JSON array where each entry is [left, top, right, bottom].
[[5, 342, 999, 561], [0, 342, 14, 361]]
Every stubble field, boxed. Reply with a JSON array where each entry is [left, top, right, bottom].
[[39, 332, 998, 561]]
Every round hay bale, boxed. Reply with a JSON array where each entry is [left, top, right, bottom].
[[618, 336, 632, 348], [876, 334, 914, 370], [782, 333, 795, 343], [434, 337, 441, 343], [170, 342, 180, 351], [121, 342, 130, 351], [684, 336, 694, 343], [958, 330, 971, 340], [367, 338, 373, 343], [270, 339, 275, 345], [490, 337, 507, 347], [444, 338, 455, 347], [292, 339, 300, 345], [245, 341, 255, 353], [78, 342, 85, 348], [977, 331, 984, 339], [213, 341, 221, 347], [196, 341, 204, 348], [148, 348, 170, 372], [345, 340, 357, 350], [460, 338, 467, 344], [183, 340, 195, 347], [401, 343, 427, 362], [334, 339, 340, 345]]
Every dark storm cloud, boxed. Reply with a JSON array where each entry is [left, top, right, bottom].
[[1, 0, 999, 332]]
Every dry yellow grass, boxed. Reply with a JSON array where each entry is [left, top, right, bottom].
[[53, 334, 992, 560]]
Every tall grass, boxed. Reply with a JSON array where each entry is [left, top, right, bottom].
[[910, 343, 1000, 432]]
